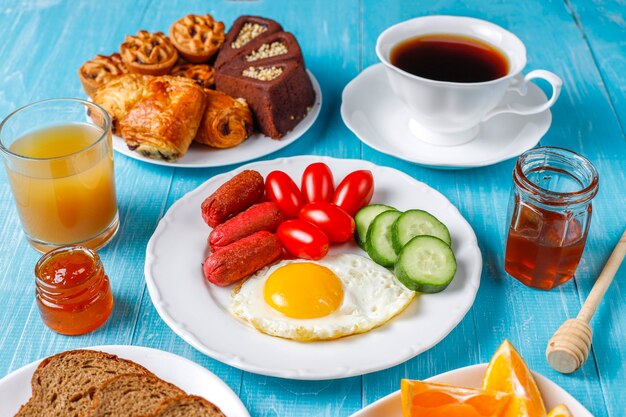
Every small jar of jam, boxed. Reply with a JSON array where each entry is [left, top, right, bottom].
[[35, 246, 114, 335], [504, 147, 599, 290]]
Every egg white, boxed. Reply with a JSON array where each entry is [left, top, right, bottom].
[[229, 254, 416, 341]]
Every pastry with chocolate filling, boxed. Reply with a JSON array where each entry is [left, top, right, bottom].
[[120, 76, 206, 161], [79, 53, 128, 97], [195, 90, 253, 148], [93, 74, 206, 161], [171, 63, 216, 89], [215, 60, 315, 139], [214, 16, 282, 68], [120, 30, 178, 75], [170, 14, 225, 63], [92, 73, 149, 135]]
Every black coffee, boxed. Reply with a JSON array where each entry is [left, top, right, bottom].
[[390, 34, 509, 83]]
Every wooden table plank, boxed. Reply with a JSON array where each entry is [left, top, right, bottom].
[[359, 1, 625, 416], [0, 0, 624, 416], [556, 2, 626, 416]]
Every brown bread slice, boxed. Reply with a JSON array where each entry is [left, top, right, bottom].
[[85, 373, 185, 417], [152, 395, 226, 417], [15, 350, 152, 417]]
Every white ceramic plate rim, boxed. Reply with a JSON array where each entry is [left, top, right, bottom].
[[341, 64, 550, 169], [349, 364, 593, 417], [0, 345, 250, 417], [144, 155, 482, 380], [112, 70, 322, 168]]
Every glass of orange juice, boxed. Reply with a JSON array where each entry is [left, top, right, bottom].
[[0, 98, 118, 253]]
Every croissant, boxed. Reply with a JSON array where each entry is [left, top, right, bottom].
[[93, 74, 206, 161], [194, 90, 253, 148], [92, 73, 148, 135]]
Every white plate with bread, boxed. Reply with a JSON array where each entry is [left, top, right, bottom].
[[0, 345, 250, 417]]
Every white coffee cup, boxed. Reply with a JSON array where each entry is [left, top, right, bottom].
[[376, 15, 562, 146]]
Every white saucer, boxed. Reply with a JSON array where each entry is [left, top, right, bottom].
[[341, 64, 552, 169]]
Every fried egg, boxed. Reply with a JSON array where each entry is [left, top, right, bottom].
[[229, 254, 416, 341]]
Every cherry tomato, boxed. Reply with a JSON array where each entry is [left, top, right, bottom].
[[332, 170, 374, 216], [301, 162, 334, 203], [265, 170, 304, 218], [277, 219, 329, 260], [299, 202, 355, 243]]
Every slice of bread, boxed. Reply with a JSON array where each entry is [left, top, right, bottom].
[[152, 395, 226, 417], [16, 350, 152, 417], [85, 373, 185, 417]]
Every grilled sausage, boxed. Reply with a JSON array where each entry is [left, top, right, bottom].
[[208, 202, 284, 251], [203, 231, 282, 286], [201, 170, 264, 227]]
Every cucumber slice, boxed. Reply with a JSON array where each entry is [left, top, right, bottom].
[[365, 210, 402, 267], [394, 235, 457, 293], [354, 204, 397, 246], [392, 209, 451, 253]]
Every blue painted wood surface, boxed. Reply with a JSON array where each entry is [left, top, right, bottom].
[[0, 1, 624, 416]]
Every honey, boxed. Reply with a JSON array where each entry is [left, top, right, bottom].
[[35, 246, 113, 335], [504, 147, 598, 290]]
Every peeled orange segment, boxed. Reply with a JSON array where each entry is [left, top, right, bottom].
[[401, 379, 511, 417], [483, 340, 547, 417], [547, 404, 574, 417]]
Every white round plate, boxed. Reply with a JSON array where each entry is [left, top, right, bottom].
[[145, 155, 482, 380], [341, 64, 551, 169], [113, 70, 322, 168], [349, 364, 592, 417], [0, 345, 250, 417]]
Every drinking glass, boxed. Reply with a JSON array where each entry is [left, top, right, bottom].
[[0, 98, 119, 252]]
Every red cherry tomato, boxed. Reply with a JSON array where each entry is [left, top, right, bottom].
[[265, 170, 305, 218], [301, 162, 334, 203], [277, 219, 329, 260], [299, 202, 355, 243], [332, 170, 374, 216]]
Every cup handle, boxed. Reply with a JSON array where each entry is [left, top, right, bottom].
[[482, 70, 563, 121]]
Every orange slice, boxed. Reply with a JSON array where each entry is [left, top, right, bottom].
[[483, 340, 547, 417], [547, 404, 573, 417], [401, 379, 511, 417]]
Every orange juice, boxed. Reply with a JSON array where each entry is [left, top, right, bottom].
[[6, 123, 118, 248]]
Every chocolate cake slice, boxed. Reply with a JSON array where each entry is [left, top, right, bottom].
[[236, 31, 304, 67], [215, 16, 283, 68], [215, 60, 315, 139]]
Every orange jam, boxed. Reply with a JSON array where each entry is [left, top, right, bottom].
[[35, 246, 113, 335]]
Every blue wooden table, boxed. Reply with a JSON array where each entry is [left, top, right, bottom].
[[1, 1, 625, 416]]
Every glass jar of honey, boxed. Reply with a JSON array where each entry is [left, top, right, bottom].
[[504, 147, 599, 290], [35, 246, 114, 335]]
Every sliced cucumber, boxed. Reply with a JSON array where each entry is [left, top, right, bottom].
[[365, 210, 402, 267], [392, 209, 451, 253], [355, 204, 397, 246], [394, 235, 457, 293]]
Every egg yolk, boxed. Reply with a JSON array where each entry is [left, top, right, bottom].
[[263, 262, 344, 319]]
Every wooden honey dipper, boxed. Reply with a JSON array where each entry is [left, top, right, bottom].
[[546, 228, 626, 374]]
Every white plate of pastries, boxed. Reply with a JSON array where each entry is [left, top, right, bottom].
[[80, 14, 321, 167]]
